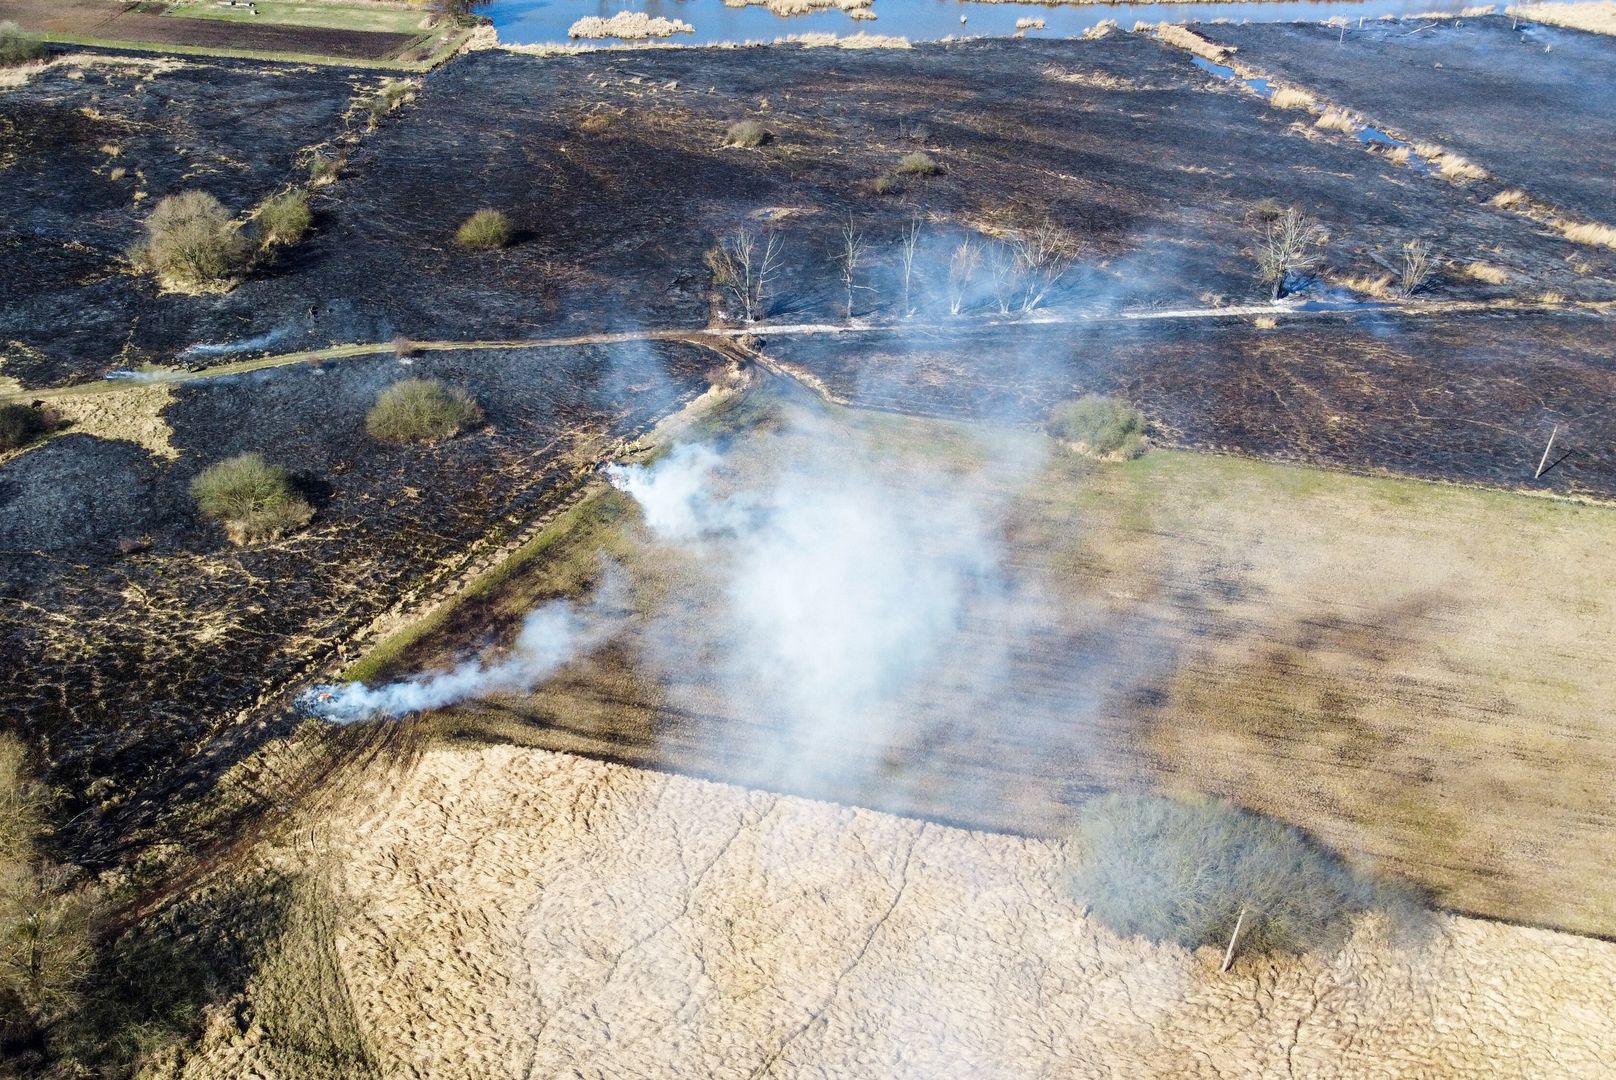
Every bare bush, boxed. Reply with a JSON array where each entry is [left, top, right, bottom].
[[946, 238, 981, 315], [898, 215, 922, 317], [366, 379, 483, 444], [835, 218, 868, 320], [1009, 219, 1078, 312], [1252, 206, 1325, 300], [1067, 794, 1408, 956], [705, 229, 785, 322], [144, 191, 250, 289], [1399, 241, 1434, 296], [191, 453, 313, 544]]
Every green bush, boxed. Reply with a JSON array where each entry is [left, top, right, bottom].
[[365, 379, 483, 444], [0, 21, 44, 67], [872, 173, 899, 196], [191, 453, 312, 544], [0, 403, 48, 451], [895, 151, 942, 177], [1046, 395, 1146, 459], [144, 191, 250, 288], [1068, 794, 1403, 955], [255, 190, 312, 248], [455, 209, 513, 251], [725, 119, 770, 148]]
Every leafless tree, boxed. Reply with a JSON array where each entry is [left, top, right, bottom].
[[985, 241, 1020, 316], [1399, 240, 1433, 296], [947, 238, 981, 316], [835, 217, 868, 321], [706, 229, 785, 322], [1253, 207, 1325, 300], [898, 215, 922, 317], [1011, 219, 1079, 312]]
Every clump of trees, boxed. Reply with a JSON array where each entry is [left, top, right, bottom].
[[0, 734, 99, 1059], [191, 453, 313, 544], [1046, 395, 1147, 460], [725, 120, 770, 148], [143, 191, 251, 290], [706, 228, 785, 323], [455, 209, 514, 251], [0, 404, 49, 452], [0, 21, 44, 66], [366, 378, 483, 444], [1067, 794, 1410, 960]]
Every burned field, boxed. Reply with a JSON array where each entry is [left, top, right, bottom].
[[0, 341, 718, 861], [1198, 17, 1616, 225]]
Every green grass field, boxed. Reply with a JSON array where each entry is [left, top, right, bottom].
[[164, 0, 432, 35]]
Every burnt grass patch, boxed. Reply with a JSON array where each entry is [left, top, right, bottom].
[[0, 342, 716, 863], [764, 308, 1616, 499], [1198, 17, 1616, 225], [5, 34, 1614, 388]]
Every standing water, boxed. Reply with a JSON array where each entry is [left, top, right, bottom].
[[490, 0, 1454, 46]]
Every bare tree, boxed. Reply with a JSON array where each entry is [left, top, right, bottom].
[[835, 217, 868, 321], [947, 238, 981, 316], [706, 229, 785, 322], [1011, 219, 1079, 313], [898, 215, 922, 317], [985, 241, 1020, 316], [1252, 207, 1325, 300], [1399, 240, 1433, 297]]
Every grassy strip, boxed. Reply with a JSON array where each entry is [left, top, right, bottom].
[[31, 27, 467, 70]]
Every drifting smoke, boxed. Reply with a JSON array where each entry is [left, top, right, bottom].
[[178, 324, 294, 360], [302, 575, 624, 722]]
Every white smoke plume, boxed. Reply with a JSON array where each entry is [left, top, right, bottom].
[[302, 576, 623, 722]]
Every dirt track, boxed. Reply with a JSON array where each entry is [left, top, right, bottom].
[[174, 745, 1616, 1079]]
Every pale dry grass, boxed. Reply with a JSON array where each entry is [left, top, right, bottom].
[[1414, 143, 1488, 180], [1557, 219, 1616, 249], [1253, 314, 1278, 329], [770, 30, 910, 47], [1015, 16, 1046, 30], [1314, 108, 1357, 133], [1335, 272, 1396, 299], [1155, 23, 1230, 61], [1043, 65, 1138, 90], [725, 0, 871, 12], [1491, 188, 1529, 210], [1268, 85, 1314, 110], [1459, 260, 1511, 284], [1507, 2, 1616, 34], [1082, 19, 1117, 39], [1386, 145, 1411, 165], [41, 383, 178, 459], [568, 12, 694, 39]]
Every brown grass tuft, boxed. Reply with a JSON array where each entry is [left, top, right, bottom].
[[1314, 109, 1357, 134], [1557, 220, 1616, 249], [1490, 189, 1529, 210], [1269, 86, 1315, 111], [1460, 261, 1511, 285]]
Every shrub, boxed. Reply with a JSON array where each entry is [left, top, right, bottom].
[[578, 112, 613, 135], [895, 151, 942, 177], [254, 190, 312, 249], [0, 21, 44, 67], [0, 403, 48, 451], [455, 209, 513, 251], [1046, 395, 1146, 459], [1067, 794, 1400, 956], [365, 379, 483, 444], [1251, 206, 1324, 299], [191, 453, 313, 544], [144, 191, 250, 288], [872, 173, 899, 196], [725, 119, 770, 148]]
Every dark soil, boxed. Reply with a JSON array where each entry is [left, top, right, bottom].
[[1199, 17, 1616, 224], [0, 0, 419, 60], [5, 34, 1612, 389], [0, 342, 717, 862], [763, 308, 1616, 499]]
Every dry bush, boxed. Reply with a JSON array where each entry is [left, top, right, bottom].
[[391, 334, 416, 358], [455, 209, 513, 251], [1399, 241, 1434, 296], [1253, 314, 1278, 329], [144, 191, 250, 289], [872, 173, 900, 195], [1490, 188, 1529, 210], [1251, 206, 1325, 300], [366, 378, 483, 444], [1557, 220, 1616, 249], [725, 119, 770, 148], [308, 151, 345, 185], [946, 238, 981, 315], [191, 453, 313, 544], [1067, 794, 1408, 955], [706, 229, 784, 322], [1314, 108, 1357, 134], [0, 403, 48, 451], [1268, 86, 1314, 110], [1047, 395, 1147, 459], [895, 151, 943, 177], [1460, 261, 1510, 285], [0, 20, 44, 66], [255, 189, 312, 248], [578, 112, 613, 135]]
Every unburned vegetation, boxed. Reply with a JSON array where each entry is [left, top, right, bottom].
[[365, 377, 483, 444], [191, 452, 313, 544]]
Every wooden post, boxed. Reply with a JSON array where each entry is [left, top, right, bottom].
[[1221, 906, 1249, 973], [1535, 424, 1559, 479]]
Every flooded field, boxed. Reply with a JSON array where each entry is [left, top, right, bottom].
[[490, 0, 1444, 45]]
